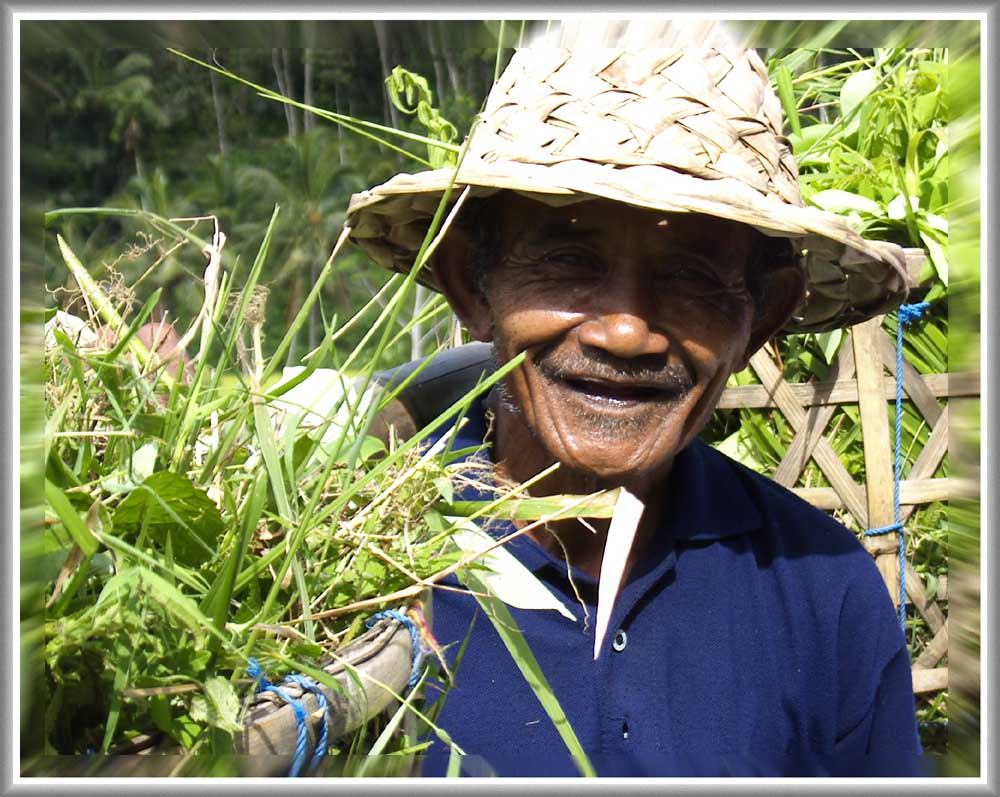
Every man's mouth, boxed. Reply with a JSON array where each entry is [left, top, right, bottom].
[[560, 376, 674, 405], [528, 346, 695, 412]]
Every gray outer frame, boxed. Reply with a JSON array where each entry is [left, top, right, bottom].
[[5, 7, 996, 796]]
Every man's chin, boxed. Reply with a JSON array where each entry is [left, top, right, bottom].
[[553, 442, 674, 486]]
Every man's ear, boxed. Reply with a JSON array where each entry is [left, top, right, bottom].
[[432, 226, 494, 342], [736, 264, 807, 371]]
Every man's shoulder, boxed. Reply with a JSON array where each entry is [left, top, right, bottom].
[[690, 439, 902, 641], [690, 437, 874, 565]]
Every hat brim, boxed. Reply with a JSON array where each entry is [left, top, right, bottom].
[[346, 159, 910, 333]]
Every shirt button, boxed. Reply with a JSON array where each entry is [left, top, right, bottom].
[[612, 629, 627, 652]]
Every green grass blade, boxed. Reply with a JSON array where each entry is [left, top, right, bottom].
[[440, 492, 619, 522], [101, 288, 163, 362], [134, 567, 229, 646], [100, 624, 138, 752], [55, 235, 158, 380], [95, 530, 208, 593], [47, 208, 212, 253], [260, 225, 348, 384], [776, 64, 802, 135], [44, 480, 99, 556], [460, 566, 595, 777], [201, 469, 268, 642], [251, 400, 292, 520], [356, 670, 427, 770], [167, 49, 451, 165]]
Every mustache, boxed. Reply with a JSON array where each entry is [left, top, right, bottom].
[[533, 345, 694, 394]]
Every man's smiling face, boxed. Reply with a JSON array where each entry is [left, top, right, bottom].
[[440, 195, 796, 485]]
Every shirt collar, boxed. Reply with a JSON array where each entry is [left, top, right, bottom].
[[662, 436, 762, 542]]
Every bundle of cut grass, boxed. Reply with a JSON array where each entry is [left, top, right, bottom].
[[37, 208, 611, 777]]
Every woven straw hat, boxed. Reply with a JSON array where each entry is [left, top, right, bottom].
[[346, 46, 909, 332]]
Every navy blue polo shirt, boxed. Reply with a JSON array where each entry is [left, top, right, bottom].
[[421, 398, 924, 777]]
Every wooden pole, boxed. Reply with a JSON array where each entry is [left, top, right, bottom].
[[850, 317, 900, 605]]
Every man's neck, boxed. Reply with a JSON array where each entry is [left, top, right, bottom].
[[488, 394, 672, 581]]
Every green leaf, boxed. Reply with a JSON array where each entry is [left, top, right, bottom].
[[131, 413, 166, 438], [100, 626, 138, 752], [201, 468, 267, 642], [45, 480, 99, 556], [788, 123, 834, 157], [134, 567, 218, 641], [714, 429, 763, 471], [432, 477, 454, 506], [913, 90, 939, 128], [459, 566, 595, 777], [101, 441, 160, 494], [169, 712, 203, 750], [358, 434, 387, 463], [919, 231, 949, 286], [289, 641, 325, 659], [887, 193, 919, 220], [112, 471, 222, 566], [923, 282, 947, 304], [808, 189, 882, 216], [149, 695, 173, 733], [442, 491, 618, 522], [816, 329, 845, 365], [252, 401, 292, 520], [775, 65, 800, 136], [424, 507, 446, 534], [840, 69, 877, 138], [190, 676, 243, 734], [924, 213, 948, 235]]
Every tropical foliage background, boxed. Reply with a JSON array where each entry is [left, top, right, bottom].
[[21, 18, 981, 776]]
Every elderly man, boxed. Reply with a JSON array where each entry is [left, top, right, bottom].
[[347, 47, 922, 776]]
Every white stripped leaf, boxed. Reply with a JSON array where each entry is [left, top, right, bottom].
[[448, 518, 576, 621], [593, 487, 644, 660]]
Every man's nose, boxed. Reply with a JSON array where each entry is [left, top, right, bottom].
[[576, 311, 669, 359]]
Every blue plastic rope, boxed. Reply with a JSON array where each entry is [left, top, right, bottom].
[[863, 301, 929, 632], [366, 609, 425, 690], [246, 657, 329, 778], [284, 674, 329, 772]]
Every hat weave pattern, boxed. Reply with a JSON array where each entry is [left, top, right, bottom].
[[480, 49, 799, 204], [347, 47, 910, 332]]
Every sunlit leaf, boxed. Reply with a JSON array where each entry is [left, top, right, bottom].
[[190, 676, 243, 734], [840, 69, 877, 137], [809, 189, 882, 216], [451, 520, 575, 620], [112, 471, 222, 566]]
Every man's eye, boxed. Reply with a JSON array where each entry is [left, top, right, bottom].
[[540, 249, 602, 272], [659, 266, 717, 287]]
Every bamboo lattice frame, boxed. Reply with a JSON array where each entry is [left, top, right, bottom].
[[715, 252, 977, 697]]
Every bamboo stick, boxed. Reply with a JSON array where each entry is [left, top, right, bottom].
[[899, 407, 949, 525], [903, 248, 926, 285], [749, 349, 868, 525], [905, 560, 946, 635], [915, 620, 949, 670], [773, 344, 856, 487], [877, 329, 943, 426], [911, 667, 948, 694], [715, 371, 978, 410], [792, 477, 978, 510], [851, 317, 898, 603]]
